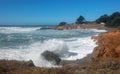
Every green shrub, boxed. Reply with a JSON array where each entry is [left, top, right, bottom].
[[106, 16, 120, 28], [58, 22, 67, 26]]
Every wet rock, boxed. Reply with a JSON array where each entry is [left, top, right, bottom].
[[26, 60, 35, 67], [41, 50, 61, 65]]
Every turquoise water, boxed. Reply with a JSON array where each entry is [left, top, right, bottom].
[[0, 26, 106, 67]]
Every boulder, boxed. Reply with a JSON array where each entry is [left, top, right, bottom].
[[41, 50, 61, 65], [26, 60, 35, 67]]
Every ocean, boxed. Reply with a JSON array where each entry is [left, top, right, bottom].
[[0, 26, 106, 67]]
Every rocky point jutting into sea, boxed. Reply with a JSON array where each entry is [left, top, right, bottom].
[[0, 28, 120, 74], [54, 23, 107, 30]]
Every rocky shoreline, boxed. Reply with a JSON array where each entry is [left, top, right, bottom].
[[53, 23, 108, 30], [39, 23, 109, 30], [0, 29, 120, 74]]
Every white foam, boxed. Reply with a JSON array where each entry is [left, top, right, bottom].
[[0, 29, 105, 67], [89, 29, 107, 32], [64, 37, 97, 60], [0, 37, 96, 67], [26, 39, 71, 67], [0, 27, 41, 34]]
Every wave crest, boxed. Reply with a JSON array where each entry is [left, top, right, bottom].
[[0, 27, 41, 33]]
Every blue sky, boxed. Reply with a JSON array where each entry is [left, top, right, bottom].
[[0, 0, 120, 25]]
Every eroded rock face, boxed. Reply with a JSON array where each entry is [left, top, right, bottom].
[[41, 50, 61, 65], [92, 30, 120, 61]]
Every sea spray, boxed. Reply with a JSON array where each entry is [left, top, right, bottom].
[[26, 39, 73, 67], [0, 27, 106, 67]]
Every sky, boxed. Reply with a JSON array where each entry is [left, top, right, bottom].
[[0, 0, 120, 25]]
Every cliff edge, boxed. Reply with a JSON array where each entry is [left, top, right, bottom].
[[92, 29, 120, 61]]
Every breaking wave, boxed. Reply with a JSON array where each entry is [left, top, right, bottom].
[[0, 37, 96, 67], [0, 27, 41, 34], [0, 27, 106, 67]]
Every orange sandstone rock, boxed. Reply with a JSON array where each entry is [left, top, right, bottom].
[[92, 29, 120, 61]]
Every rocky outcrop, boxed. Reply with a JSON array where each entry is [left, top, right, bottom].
[[92, 29, 120, 61], [41, 50, 61, 65], [54, 24, 106, 30], [54, 24, 81, 30]]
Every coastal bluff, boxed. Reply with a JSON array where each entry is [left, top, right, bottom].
[[92, 29, 120, 61]]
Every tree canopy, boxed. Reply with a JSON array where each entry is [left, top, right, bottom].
[[106, 16, 120, 27], [76, 16, 86, 24], [106, 12, 120, 27], [58, 22, 67, 26], [96, 14, 109, 23], [57, 12, 120, 28], [96, 12, 120, 28], [109, 12, 120, 20]]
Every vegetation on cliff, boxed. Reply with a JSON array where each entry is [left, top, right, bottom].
[[76, 16, 86, 24], [56, 11, 120, 29], [58, 22, 67, 26], [0, 58, 120, 74], [96, 12, 120, 28], [96, 14, 109, 24]]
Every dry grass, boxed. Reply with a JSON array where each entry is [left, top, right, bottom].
[[0, 59, 120, 74]]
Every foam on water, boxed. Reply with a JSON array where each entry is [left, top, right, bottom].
[[0, 37, 96, 67], [65, 37, 97, 60], [23, 39, 72, 67], [0, 28, 106, 67], [89, 29, 107, 32], [0, 27, 41, 34]]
